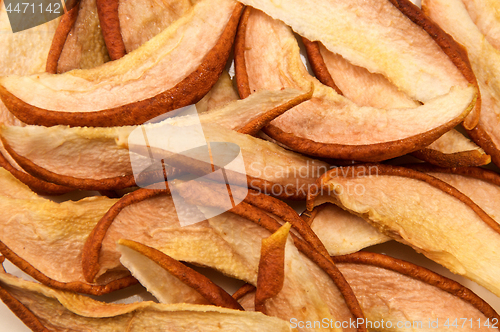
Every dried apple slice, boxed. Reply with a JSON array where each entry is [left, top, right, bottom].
[[303, 40, 489, 167], [0, 87, 324, 195], [461, 0, 500, 50], [234, 7, 476, 161], [83, 188, 258, 285], [0, 272, 292, 332], [422, 0, 500, 167], [196, 71, 239, 114], [409, 164, 500, 224], [308, 164, 500, 297], [0, 0, 243, 127], [117, 239, 243, 309], [46, 0, 110, 74], [119, 0, 193, 53], [304, 203, 390, 256], [333, 252, 500, 327], [0, 168, 138, 294]]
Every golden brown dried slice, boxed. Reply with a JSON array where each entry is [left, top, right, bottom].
[[303, 40, 489, 167], [305, 203, 390, 256], [83, 188, 257, 285], [0, 0, 243, 127], [308, 164, 500, 297], [0, 168, 137, 295], [422, 0, 500, 167], [46, 0, 110, 74], [0, 87, 324, 195], [118, 0, 193, 53], [255, 222, 290, 314], [333, 252, 500, 329], [0, 272, 293, 332], [235, 7, 476, 161], [117, 239, 243, 310]]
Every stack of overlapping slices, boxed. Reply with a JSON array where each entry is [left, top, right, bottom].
[[0, 0, 500, 330]]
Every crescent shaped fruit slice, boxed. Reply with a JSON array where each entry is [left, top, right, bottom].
[[0, 272, 293, 332], [0, 88, 324, 196], [117, 239, 243, 310], [0, 168, 138, 295], [307, 164, 500, 298], [0, 0, 243, 127], [46, 0, 110, 74], [304, 203, 390, 256], [83, 188, 258, 285], [234, 7, 476, 161], [303, 40, 489, 167], [422, 0, 500, 168], [333, 252, 500, 327]]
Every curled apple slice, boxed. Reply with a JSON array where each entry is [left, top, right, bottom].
[[0, 0, 243, 127], [235, 7, 476, 161], [303, 40, 489, 167], [117, 239, 243, 309], [0, 168, 138, 295], [304, 203, 390, 256], [308, 164, 500, 297], [0, 87, 323, 195], [46, 0, 110, 74], [333, 252, 500, 327], [422, 0, 500, 167], [0, 272, 292, 332]]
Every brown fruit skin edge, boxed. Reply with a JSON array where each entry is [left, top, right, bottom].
[[96, 0, 126, 60], [82, 187, 170, 283], [306, 164, 500, 236], [255, 223, 290, 314], [406, 163, 500, 187], [0, 3, 245, 127], [0, 152, 73, 195], [333, 252, 500, 321], [234, 7, 477, 161], [411, 148, 491, 168], [45, 4, 80, 74], [119, 239, 244, 311], [0, 241, 138, 296]]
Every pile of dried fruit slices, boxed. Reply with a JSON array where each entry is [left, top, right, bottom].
[[0, 0, 500, 331]]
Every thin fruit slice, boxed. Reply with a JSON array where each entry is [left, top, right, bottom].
[[196, 71, 239, 114], [235, 8, 476, 161], [174, 181, 367, 332], [461, 0, 500, 50], [304, 40, 489, 167], [0, 0, 243, 127], [0, 87, 324, 195], [0, 168, 137, 294], [409, 164, 500, 224], [47, 0, 110, 74], [308, 164, 500, 297], [422, 0, 500, 167], [117, 239, 243, 309], [83, 188, 258, 285], [333, 252, 500, 328], [304, 203, 390, 256], [119, 0, 193, 53], [0, 272, 292, 332], [255, 223, 290, 314]]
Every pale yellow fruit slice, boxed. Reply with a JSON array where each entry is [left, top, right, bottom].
[[306, 203, 390, 256], [196, 71, 239, 114], [308, 164, 500, 297], [235, 8, 476, 161], [0, 272, 292, 332], [422, 0, 500, 167], [461, 0, 500, 50]]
